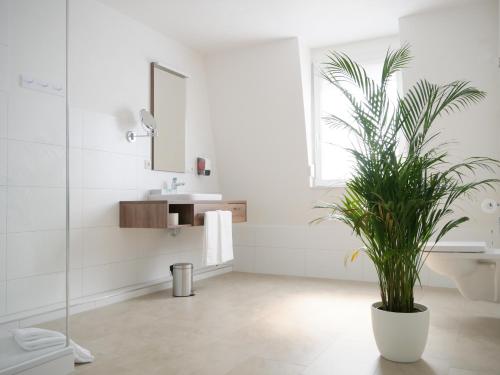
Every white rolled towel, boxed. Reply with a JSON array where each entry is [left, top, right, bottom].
[[11, 328, 94, 364], [13, 327, 64, 342]]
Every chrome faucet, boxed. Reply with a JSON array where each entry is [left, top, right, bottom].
[[170, 177, 185, 193]]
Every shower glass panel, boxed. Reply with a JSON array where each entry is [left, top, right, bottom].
[[0, 0, 71, 373]]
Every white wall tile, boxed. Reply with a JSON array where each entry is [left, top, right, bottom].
[[0, 234, 5, 281], [174, 227, 204, 252], [0, 0, 7, 47], [304, 249, 338, 279], [82, 189, 137, 228], [233, 225, 255, 246], [82, 227, 113, 267], [83, 149, 137, 189], [0, 281, 5, 315], [135, 137, 151, 158], [19, 309, 66, 329], [305, 249, 364, 281], [111, 229, 142, 262], [70, 228, 83, 270], [135, 162, 172, 191], [306, 224, 362, 251], [109, 260, 138, 290], [82, 110, 135, 155], [0, 321, 19, 339], [7, 187, 65, 232], [69, 107, 83, 148], [0, 186, 6, 234], [8, 90, 65, 145], [0, 91, 7, 138], [136, 255, 172, 283], [0, 45, 6, 91], [248, 224, 363, 253], [6, 230, 65, 279], [82, 264, 112, 296], [6, 272, 65, 313], [138, 229, 176, 257], [70, 268, 82, 299], [83, 227, 141, 268], [69, 147, 83, 188], [70, 188, 83, 229], [0, 138, 6, 186], [255, 246, 305, 276], [8, 140, 65, 187], [233, 245, 255, 273], [254, 226, 309, 249]]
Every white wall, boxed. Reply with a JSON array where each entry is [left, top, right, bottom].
[[67, 0, 221, 304], [0, 0, 68, 323], [0, 0, 224, 328], [400, 0, 500, 246], [208, 4, 500, 288], [206, 38, 316, 225]]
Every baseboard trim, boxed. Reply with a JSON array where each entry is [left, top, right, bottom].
[[0, 264, 232, 328], [0, 347, 73, 375]]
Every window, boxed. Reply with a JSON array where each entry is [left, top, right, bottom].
[[311, 38, 400, 187]]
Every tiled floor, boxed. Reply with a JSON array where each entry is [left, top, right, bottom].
[[43, 272, 500, 375]]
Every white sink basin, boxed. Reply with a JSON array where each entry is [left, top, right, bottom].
[[149, 192, 222, 201]]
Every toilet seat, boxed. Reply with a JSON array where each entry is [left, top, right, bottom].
[[424, 241, 486, 253]]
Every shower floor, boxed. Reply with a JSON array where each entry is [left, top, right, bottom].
[[41, 272, 500, 375]]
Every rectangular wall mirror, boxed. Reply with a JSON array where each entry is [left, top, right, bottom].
[[151, 62, 187, 172]]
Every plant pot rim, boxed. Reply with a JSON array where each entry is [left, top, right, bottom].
[[371, 301, 428, 314]]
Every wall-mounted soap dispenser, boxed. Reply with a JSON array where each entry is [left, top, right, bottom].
[[197, 157, 211, 176]]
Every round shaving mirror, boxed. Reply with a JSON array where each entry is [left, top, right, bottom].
[[126, 109, 157, 142]]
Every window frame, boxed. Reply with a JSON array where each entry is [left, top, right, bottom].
[[311, 62, 347, 188], [310, 36, 401, 188]]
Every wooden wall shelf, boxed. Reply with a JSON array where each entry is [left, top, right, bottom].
[[119, 200, 247, 229]]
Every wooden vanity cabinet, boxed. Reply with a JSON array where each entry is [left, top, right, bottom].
[[119, 200, 247, 229]]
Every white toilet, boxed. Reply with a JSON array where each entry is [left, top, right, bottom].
[[425, 242, 500, 303]]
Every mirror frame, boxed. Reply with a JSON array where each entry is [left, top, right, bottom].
[[150, 62, 187, 172]]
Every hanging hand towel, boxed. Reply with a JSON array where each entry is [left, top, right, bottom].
[[203, 211, 220, 265], [203, 210, 233, 265], [218, 210, 233, 263]]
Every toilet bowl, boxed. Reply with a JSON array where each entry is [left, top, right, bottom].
[[424, 242, 500, 303]]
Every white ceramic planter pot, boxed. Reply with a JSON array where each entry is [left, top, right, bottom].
[[371, 302, 430, 363]]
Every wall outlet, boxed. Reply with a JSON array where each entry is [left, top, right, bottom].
[[144, 159, 151, 169]]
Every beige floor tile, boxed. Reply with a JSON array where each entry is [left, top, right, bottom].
[[373, 355, 450, 375], [224, 357, 305, 375], [448, 368, 500, 375], [31, 272, 500, 375]]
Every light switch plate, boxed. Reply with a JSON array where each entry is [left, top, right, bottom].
[[20, 74, 65, 97]]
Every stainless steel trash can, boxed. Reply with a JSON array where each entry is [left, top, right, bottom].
[[170, 263, 194, 297]]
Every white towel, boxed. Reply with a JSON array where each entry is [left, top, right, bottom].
[[11, 328, 94, 364], [70, 339, 95, 364], [203, 211, 220, 266], [218, 210, 233, 263], [13, 327, 64, 341], [203, 210, 233, 265]]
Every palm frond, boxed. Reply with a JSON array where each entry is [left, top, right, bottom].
[[314, 45, 499, 313]]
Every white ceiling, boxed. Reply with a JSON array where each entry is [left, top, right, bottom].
[[98, 0, 477, 54]]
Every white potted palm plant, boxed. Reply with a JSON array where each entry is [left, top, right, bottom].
[[316, 45, 499, 362]]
